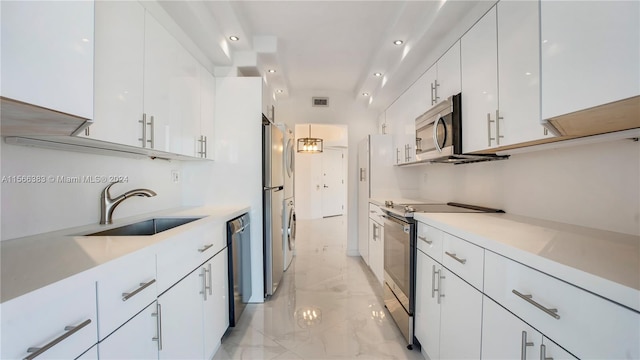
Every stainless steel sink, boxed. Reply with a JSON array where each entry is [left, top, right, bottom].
[[85, 217, 203, 236]]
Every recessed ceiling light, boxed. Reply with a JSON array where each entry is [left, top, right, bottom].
[[277, 89, 284, 93], [362, 92, 370, 97], [374, 72, 383, 77], [268, 69, 276, 73], [229, 36, 240, 41], [393, 40, 404, 45]]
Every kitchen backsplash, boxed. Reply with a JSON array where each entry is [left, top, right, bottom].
[[418, 138, 640, 236]]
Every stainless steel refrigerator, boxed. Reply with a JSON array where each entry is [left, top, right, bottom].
[[263, 115, 284, 297]]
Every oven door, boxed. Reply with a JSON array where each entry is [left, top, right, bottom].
[[382, 214, 411, 311]]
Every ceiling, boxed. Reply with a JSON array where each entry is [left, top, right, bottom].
[[158, 0, 495, 113]]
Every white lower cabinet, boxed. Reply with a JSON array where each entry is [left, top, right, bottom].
[[0, 275, 98, 360], [415, 249, 482, 360], [98, 302, 160, 359], [203, 248, 230, 358], [368, 217, 384, 286], [415, 250, 441, 360], [482, 296, 577, 360], [158, 248, 229, 360], [76, 345, 98, 360], [158, 266, 206, 360]]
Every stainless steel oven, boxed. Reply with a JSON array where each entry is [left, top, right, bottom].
[[381, 211, 415, 349]]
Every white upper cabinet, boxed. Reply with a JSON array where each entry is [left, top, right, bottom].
[[540, 0, 640, 120], [91, 1, 145, 146], [1, 1, 94, 119], [497, 0, 551, 146], [461, 6, 499, 153], [435, 41, 462, 102], [462, 2, 551, 153], [199, 65, 216, 159]]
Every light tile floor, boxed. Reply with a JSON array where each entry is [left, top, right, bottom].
[[213, 216, 424, 360]]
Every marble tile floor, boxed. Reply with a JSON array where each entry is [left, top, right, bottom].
[[213, 216, 424, 360]]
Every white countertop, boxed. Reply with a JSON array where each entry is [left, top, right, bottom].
[[0, 205, 250, 303], [413, 212, 640, 313], [370, 197, 440, 207]]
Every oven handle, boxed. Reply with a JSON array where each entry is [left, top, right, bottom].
[[380, 214, 411, 233]]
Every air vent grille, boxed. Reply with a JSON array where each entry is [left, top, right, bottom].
[[312, 97, 329, 107]]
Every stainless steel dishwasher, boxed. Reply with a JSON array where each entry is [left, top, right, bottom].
[[227, 213, 252, 327]]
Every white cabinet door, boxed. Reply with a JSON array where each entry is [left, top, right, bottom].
[[203, 249, 230, 359], [414, 251, 442, 360], [497, 0, 551, 146], [158, 268, 204, 360], [98, 302, 159, 360], [0, 1, 94, 119], [76, 345, 98, 360], [91, 1, 145, 146], [423, 64, 438, 107], [541, 0, 640, 120], [439, 269, 483, 360], [175, 49, 200, 157], [199, 65, 216, 159], [437, 41, 461, 100], [461, 6, 499, 153], [143, 12, 182, 153], [368, 218, 384, 286], [482, 296, 542, 360]]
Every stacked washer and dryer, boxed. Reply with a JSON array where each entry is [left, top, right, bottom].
[[280, 125, 296, 271]]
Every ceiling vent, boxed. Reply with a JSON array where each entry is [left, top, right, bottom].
[[312, 97, 329, 107]]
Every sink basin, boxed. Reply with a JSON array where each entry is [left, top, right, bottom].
[[85, 217, 203, 236]]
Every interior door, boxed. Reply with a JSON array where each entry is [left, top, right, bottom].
[[321, 148, 345, 218]]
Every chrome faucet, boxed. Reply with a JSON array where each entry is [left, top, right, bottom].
[[100, 181, 157, 225]]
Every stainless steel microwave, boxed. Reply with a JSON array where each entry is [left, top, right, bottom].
[[415, 93, 461, 162]]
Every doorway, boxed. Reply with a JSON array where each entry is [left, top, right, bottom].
[[321, 148, 345, 218]]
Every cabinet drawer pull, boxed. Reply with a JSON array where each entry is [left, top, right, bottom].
[[487, 113, 495, 146], [122, 279, 156, 301], [512, 290, 560, 319], [198, 244, 214, 253], [207, 263, 213, 296], [139, 113, 147, 148], [445, 251, 467, 264], [24, 319, 92, 360], [418, 235, 432, 244], [521, 331, 534, 360], [147, 115, 155, 149]]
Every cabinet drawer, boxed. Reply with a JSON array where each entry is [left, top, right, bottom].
[[441, 233, 484, 290], [484, 251, 640, 359], [156, 220, 225, 294], [416, 222, 443, 263], [96, 250, 156, 340], [368, 203, 384, 224], [1, 274, 97, 359]]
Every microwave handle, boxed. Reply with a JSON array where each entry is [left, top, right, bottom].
[[433, 117, 446, 153]]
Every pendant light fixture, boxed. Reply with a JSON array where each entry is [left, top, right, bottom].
[[297, 124, 323, 153]]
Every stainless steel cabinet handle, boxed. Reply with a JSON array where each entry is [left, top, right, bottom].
[[198, 244, 214, 253], [152, 302, 163, 350], [430, 82, 436, 105], [139, 113, 147, 148], [147, 116, 155, 149], [200, 267, 208, 301], [540, 344, 553, 360], [431, 265, 437, 299], [203, 135, 207, 158], [24, 319, 92, 360], [512, 290, 560, 319], [207, 262, 213, 296], [445, 251, 467, 264], [437, 269, 445, 304], [487, 113, 496, 147], [198, 135, 207, 157], [396, 148, 401, 164], [84, 127, 90, 136], [544, 128, 548, 136], [521, 331, 534, 360], [122, 279, 156, 301], [496, 110, 504, 145], [418, 235, 433, 245], [434, 79, 440, 104]]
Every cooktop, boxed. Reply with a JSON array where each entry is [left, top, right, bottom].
[[381, 201, 504, 218]]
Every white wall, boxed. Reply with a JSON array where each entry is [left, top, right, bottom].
[[277, 90, 377, 255], [0, 142, 183, 240], [418, 138, 640, 236]]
